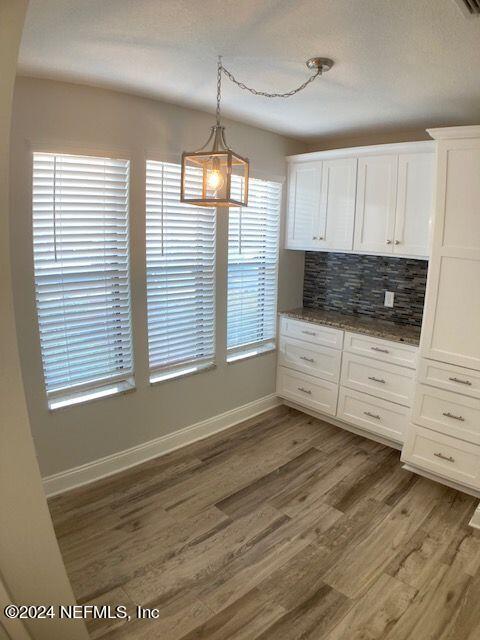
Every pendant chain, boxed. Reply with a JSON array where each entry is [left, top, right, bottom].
[[215, 56, 322, 126], [216, 56, 222, 127], [218, 57, 322, 100]]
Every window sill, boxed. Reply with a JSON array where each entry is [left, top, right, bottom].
[[150, 362, 215, 385], [48, 379, 135, 411], [227, 343, 276, 364]]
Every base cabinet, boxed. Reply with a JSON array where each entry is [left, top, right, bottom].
[[277, 366, 338, 416], [402, 425, 480, 490], [412, 383, 480, 445], [337, 387, 408, 444], [278, 336, 341, 383], [340, 352, 414, 407], [276, 315, 417, 447], [417, 359, 480, 399]]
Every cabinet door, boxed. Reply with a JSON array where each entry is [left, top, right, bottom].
[[421, 139, 480, 369], [393, 152, 434, 258], [319, 157, 357, 251], [440, 142, 480, 259], [354, 155, 398, 254], [422, 255, 480, 369], [286, 161, 322, 249]]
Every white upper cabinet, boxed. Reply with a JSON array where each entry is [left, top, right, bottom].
[[286, 157, 356, 251], [285, 142, 434, 259], [319, 157, 357, 252], [393, 152, 434, 258], [286, 161, 322, 249], [353, 154, 398, 254]]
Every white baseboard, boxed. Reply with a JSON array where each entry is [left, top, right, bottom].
[[469, 504, 480, 530], [43, 394, 282, 497]]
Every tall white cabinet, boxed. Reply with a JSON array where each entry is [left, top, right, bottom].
[[403, 126, 480, 495], [286, 142, 435, 259], [420, 134, 480, 370]]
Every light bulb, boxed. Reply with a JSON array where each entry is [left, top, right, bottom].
[[207, 169, 224, 192]]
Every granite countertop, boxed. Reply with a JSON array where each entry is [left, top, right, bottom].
[[280, 308, 421, 346]]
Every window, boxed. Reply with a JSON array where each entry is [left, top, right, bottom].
[[146, 160, 216, 382], [32, 153, 133, 408], [227, 177, 282, 361]]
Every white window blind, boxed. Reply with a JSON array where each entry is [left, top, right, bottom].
[[227, 177, 281, 358], [146, 160, 216, 381], [32, 153, 133, 405]]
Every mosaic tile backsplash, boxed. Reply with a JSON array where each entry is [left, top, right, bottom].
[[303, 252, 428, 327]]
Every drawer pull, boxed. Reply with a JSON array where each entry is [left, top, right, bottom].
[[300, 356, 315, 363], [434, 452, 455, 463], [297, 387, 312, 395], [442, 411, 465, 422], [302, 330, 317, 337], [364, 411, 381, 420], [448, 377, 472, 386], [371, 346, 389, 354], [368, 376, 386, 384]]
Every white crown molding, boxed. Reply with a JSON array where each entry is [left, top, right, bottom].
[[286, 140, 435, 163], [43, 394, 282, 497], [427, 125, 480, 140]]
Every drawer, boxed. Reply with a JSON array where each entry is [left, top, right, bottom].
[[278, 336, 342, 383], [418, 359, 480, 400], [412, 383, 480, 445], [344, 331, 417, 369], [341, 352, 415, 407], [338, 386, 408, 444], [280, 317, 343, 350], [402, 425, 480, 489], [276, 366, 338, 416]]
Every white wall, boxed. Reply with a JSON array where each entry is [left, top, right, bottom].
[[10, 76, 306, 478], [0, 6, 89, 640]]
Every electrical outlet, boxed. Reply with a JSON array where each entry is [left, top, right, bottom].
[[384, 291, 395, 308]]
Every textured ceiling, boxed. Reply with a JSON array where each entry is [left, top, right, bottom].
[[18, 0, 480, 141]]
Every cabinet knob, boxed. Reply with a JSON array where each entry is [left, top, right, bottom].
[[386, 239, 392, 245], [394, 240, 400, 245], [312, 236, 318, 240]]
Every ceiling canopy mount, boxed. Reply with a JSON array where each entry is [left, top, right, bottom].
[[306, 57, 334, 73]]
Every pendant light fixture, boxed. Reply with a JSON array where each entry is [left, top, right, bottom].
[[180, 56, 333, 208]]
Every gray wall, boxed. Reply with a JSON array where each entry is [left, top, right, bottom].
[[10, 77, 306, 478], [1, 6, 89, 640]]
